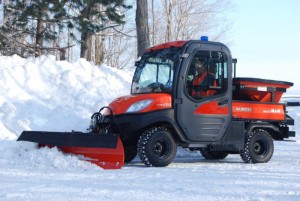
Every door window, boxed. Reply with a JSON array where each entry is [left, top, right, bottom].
[[185, 50, 228, 100]]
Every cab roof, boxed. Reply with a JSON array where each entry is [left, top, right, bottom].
[[146, 40, 187, 52]]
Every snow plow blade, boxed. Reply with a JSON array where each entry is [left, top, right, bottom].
[[17, 131, 124, 169]]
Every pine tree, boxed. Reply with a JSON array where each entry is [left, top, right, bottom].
[[0, 0, 69, 57], [0, 0, 131, 60], [66, 0, 132, 60]]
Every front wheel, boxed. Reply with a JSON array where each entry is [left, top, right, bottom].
[[137, 127, 177, 167], [240, 129, 274, 163]]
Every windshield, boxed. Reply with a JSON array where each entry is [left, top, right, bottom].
[[131, 47, 182, 94]]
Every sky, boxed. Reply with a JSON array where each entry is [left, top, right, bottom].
[[228, 0, 300, 92]]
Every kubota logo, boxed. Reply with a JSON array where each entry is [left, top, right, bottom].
[[235, 107, 252, 112], [157, 103, 171, 107]]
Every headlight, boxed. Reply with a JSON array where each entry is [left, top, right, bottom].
[[126, 99, 153, 113]]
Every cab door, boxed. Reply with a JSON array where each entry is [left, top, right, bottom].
[[175, 42, 232, 142]]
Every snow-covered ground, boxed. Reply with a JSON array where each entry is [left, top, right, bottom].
[[0, 56, 299, 201]]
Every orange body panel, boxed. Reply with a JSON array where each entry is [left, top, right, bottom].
[[193, 101, 229, 115], [109, 94, 285, 122], [232, 101, 285, 121], [108, 93, 172, 115], [237, 90, 284, 103]]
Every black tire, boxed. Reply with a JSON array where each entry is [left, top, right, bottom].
[[124, 145, 137, 163], [240, 129, 274, 163], [137, 127, 177, 167], [200, 149, 228, 160]]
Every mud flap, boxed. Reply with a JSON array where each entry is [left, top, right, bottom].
[[18, 131, 124, 169]]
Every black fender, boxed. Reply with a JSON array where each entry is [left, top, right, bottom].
[[245, 122, 281, 140], [112, 109, 188, 144]]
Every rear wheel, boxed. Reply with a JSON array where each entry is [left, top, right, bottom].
[[240, 129, 274, 163], [200, 149, 228, 160], [137, 127, 176, 167]]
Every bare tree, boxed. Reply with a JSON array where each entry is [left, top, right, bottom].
[[150, 0, 232, 44], [136, 0, 150, 58], [35, 9, 45, 57], [104, 25, 136, 69], [95, 4, 106, 65], [2, 0, 10, 25], [67, 28, 73, 61], [151, 0, 156, 45], [165, 0, 173, 42], [79, 4, 93, 60]]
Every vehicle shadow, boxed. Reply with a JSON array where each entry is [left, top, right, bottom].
[[125, 156, 244, 168]]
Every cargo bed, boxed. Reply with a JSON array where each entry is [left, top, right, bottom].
[[233, 77, 293, 103]]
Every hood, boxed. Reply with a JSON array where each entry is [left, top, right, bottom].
[[108, 93, 172, 115]]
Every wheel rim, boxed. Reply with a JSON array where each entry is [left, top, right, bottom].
[[253, 139, 268, 157], [153, 140, 169, 158]]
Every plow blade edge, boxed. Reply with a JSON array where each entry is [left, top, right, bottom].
[[18, 131, 124, 169]]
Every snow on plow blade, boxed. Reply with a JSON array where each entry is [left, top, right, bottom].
[[17, 131, 124, 169]]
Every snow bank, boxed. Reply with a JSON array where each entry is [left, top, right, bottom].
[[0, 55, 134, 173], [0, 55, 132, 140]]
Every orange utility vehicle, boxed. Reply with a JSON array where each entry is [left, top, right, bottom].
[[18, 37, 295, 169]]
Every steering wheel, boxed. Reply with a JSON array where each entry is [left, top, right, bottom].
[[147, 82, 164, 92]]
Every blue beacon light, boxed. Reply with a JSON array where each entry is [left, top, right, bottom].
[[200, 36, 208, 41]]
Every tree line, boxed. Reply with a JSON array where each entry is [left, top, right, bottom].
[[0, 0, 232, 69]]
